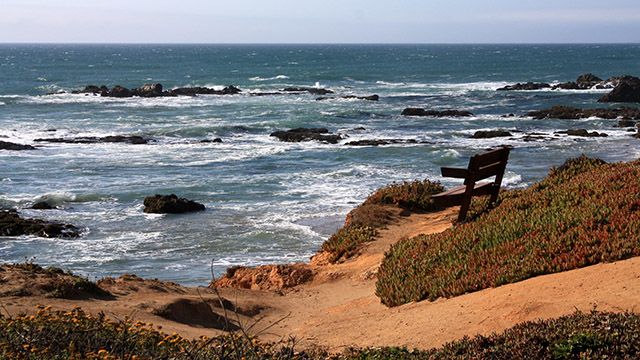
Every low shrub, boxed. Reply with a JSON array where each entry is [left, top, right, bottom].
[[0, 306, 318, 359], [376, 157, 640, 307], [363, 180, 445, 211], [320, 179, 444, 264], [321, 225, 378, 263], [339, 311, 640, 359]]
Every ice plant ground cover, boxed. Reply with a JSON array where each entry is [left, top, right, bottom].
[[321, 180, 444, 263], [376, 156, 640, 307]]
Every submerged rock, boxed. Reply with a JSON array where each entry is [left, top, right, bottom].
[[0, 141, 36, 151], [270, 128, 343, 144], [31, 201, 54, 210], [316, 94, 379, 101], [557, 129, 608, 137], [34, 135, 150, 145], [344, 139, 419, 146], [401, 108, 474, 117], [471, 130, 513, 139], [527, 106, 640, 120], [599, 76, 640, 103], [497, 82, 551, 91], [0, 210, 80, 238], [282, 87, 334, 95], [143, 194, 205, 214]]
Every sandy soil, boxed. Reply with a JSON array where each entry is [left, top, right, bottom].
[[1, 206, 639, 352]]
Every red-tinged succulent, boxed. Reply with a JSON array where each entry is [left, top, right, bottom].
[[376, 156, 640, 307]]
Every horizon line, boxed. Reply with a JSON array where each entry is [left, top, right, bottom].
[[0, 42, 639, 46]]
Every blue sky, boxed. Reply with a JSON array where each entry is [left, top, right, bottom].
[[2, 0, 639, 43]]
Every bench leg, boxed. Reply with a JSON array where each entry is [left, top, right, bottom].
[[457, 183, 476, 222]]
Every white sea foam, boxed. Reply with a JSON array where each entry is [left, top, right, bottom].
[[249, 75, 289, 81]]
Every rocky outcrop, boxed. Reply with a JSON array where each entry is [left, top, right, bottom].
[[401, 108, 474, 117], [576, 73, 603, 87], [282, 87, 334, 95], [109, 85, 134, 98], [527, 106, 640, 120], [616, 119, 638, 128], [316, 95, 379, 101], [211, 264, 314, 291], [200, 138, 223, 143], [34, 135, 150, 145], [471, 130, 513, 139], [270, 128, 343, 144], [72, 84, 242, 98], [497, 82, 551, 91], [599, 76, 640, 103], [556, 129, 608, 137], [133, 83, 165, 97], [143, 194, 205, 214], [498, 74, 625, 91], [31, 201, 54, 210], [170, 85, 241, 96], [0, 263, 111, 299], [0, 210, 80, 238], [344, 139, 419, 146], [0, 141, 36, 151]]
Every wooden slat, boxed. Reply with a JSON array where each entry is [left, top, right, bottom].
[[470, 147, 510, 169], [473, 161, 507, 181], [440, 167, 468, 178]]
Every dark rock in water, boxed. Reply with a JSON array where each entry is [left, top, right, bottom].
[[352, 127, 367, 131], [270, 128, 342, 144], [552, 82, 580, 90], [471, 130, 513, 139], [170, 85, 241, 96], [527, 106, 640, 120], [0, 210, 80, 238], [616, 119, 637, 128], [556, 129, 608, 137], [0, 141, 36, 151], [108, 85, 133, 98], [73, 85, 109, 95], [200, 138, 223, 143], [133, 83, 164, 97], [31, 201, 54, 210], [552, 74, 604, 90], [599, 76, 640, 103], [344, 139, 418, 146], [316, 94, 379, 101], [497, 82, 551, 91], [143, 194, 205, 214], [282, 87, 334, 95], [576, 73, 603, 87], [401, 108, 474, 117], [34, 135, 149, 145]]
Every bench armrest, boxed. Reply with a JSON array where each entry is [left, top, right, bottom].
[[441, 167, 469, 178]]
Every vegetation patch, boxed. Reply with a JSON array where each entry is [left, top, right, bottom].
[[340, 311, 640, 359], [362, 179, 445, 211], [376, 156, 640, 306], [0, 262, 111, 299], [320, 180, 444, 264], [1, 308, 638, 359], [0, 306, 319, 359]]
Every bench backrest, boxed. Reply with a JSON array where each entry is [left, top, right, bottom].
[[464, 146, 511, 185]]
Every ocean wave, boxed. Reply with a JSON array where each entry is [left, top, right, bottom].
[[249, 75, 289, 81], [33, 192, 113, 206]]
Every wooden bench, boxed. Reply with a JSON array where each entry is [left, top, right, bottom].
[[432, 146, 510, 222]]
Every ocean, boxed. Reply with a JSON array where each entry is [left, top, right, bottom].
[[1, 44, 639, 285]]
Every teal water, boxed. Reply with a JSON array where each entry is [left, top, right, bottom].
[[1, 44, 639, 284]]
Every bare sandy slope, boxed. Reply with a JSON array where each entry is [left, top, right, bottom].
[[2, 207, 639, 352]]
